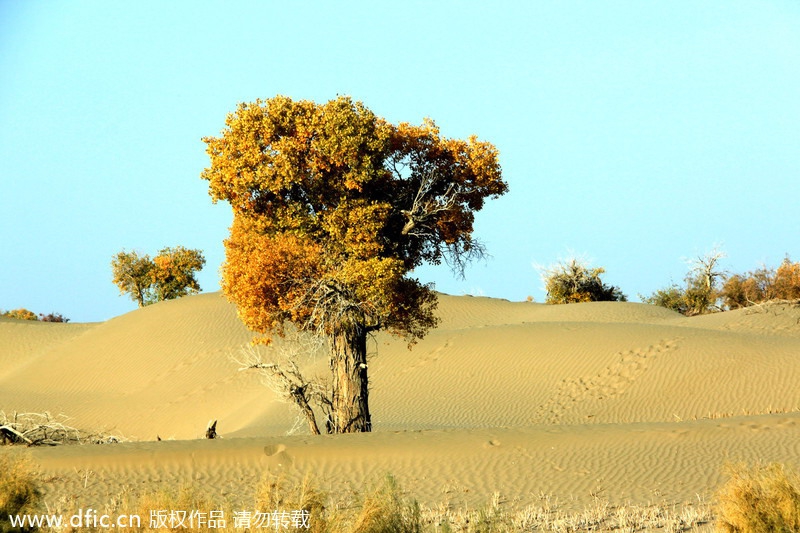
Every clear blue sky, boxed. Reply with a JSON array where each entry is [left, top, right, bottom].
[[2, 1, 799, 322]]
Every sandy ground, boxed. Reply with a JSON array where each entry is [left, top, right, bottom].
[[2, 292, 800, 521]]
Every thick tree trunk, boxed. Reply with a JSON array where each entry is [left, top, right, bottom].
[[330, 324, 371, 433]]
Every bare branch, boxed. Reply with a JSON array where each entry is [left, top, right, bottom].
[[401, 170, 460, 238], [232, 334, 333, 435], [0, 411, 124, 446]]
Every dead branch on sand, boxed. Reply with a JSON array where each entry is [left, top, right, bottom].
[[0, 411, 124, 446]]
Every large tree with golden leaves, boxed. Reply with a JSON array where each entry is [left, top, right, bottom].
[[202, 95, 507, 433]]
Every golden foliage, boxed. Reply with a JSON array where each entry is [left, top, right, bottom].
[[1, 309, 37, 321], [542, 259, 626, 304], [203, 95, 507, 345], [111, 247, 205, 307], [721, 256, 800, 309]]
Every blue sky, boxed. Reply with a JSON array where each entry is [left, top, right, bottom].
[[2, 1, 799, 322]]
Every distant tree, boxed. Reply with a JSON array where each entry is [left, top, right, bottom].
[[111, 250, 155, 307], [773, 256, 800, 300], [541, 258, 626, 304], [2, 309, 38, 321], [202, 95, 507, 433], [721, 256, 800, 309], [683, 248, 726, 315], [111, 247, 205, 307], [39, 312, 70, 323]]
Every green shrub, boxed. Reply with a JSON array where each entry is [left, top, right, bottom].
[[641, 284, 689, 314]]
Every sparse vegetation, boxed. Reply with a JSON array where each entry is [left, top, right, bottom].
[[715, 462, 800, 533], [540, 258, 626, 304], [1, 310, 70, 323], [0, 453, 720, 532], [721, 256, 800, 310], [643, 248, 727, 316], [644, 250, 800, 316], [37, 313, 69, 323]]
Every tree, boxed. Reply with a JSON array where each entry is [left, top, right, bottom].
[[111, 247, 205, 307], [773, 256, 800, 301], [540, 258, 626, 304], [202, 95, 507, 433], [683, 248, 726, 315], [111, 250, 154, 307]]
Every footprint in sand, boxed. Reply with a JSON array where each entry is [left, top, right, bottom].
[[402, 338, 454, 374], [534, 338, 681, 423], [263, 444, 293, 467]]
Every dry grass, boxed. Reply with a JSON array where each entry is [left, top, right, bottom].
[[0, 452, 42, 533], [10, 452, 781, 533], [424, 492, 711, 532], [350, 476, 421, 533], [715, 462, 800, 533], [254, 473, 329, 533]]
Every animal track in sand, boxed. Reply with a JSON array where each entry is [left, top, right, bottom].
[[533, 338, 681, 424]]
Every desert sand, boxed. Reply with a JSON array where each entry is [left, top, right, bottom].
[[2, 292, 800, 524]]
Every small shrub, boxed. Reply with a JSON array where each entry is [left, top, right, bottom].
[[255, 473, 328, 533], [38, 312, 70, 323], [641, 284, 689, 315], [1, 309, 37, 321], [645, 248, 726, 316], [0, 453, 42, 532], [715, 462, 800, 533], [351, 476, 421, 533], [541, 258, 626, 304]]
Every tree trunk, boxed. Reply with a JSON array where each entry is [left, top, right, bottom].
[[329, 324, 371, 433]]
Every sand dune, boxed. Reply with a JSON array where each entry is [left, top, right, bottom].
[[2, 292, 800, 519]]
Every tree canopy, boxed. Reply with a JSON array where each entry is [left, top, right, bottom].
[[111, 247, 205, 307], [202, 95, 507, 432]]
